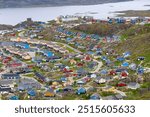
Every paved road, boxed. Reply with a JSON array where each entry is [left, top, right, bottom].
[[56, 41, 82, 54], [91, 59, 103, 73]]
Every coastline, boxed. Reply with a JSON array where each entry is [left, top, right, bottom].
[[116, 10, 150, 17]]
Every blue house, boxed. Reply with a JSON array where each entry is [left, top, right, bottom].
[[77, 68, 87, 76], [90, 93, 101, 100], [76, 87, 86, 95], [108, 19, 113, 24], [34, 72, 46, 82], [117, 56, 125, 61], [1, 74, 20, 80], [101, 56, 108, 61], [66, 37, 72, 42], [28, 90, 36, 96], [123, 52, 131, 58], [100, 69, 108, 75], [60, 77, 67, 83], [42, 50, 54, 58], [0, 86, 11, 93], [87, 51, 94, 55], [15, 43, 30, 49], [9, 96, 19, 100], [137, 67, 144, 74], [122, 62, 129, 67]]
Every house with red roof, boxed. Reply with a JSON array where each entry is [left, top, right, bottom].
[[84, 55, 91, 62], [120, 71, 129, 78], [117, 82, 127, 87], [109, 70, 117, 75], [77, 63, 84, 67]]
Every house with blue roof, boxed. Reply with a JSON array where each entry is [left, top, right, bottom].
[[35, 72, 46, 82], [0, 85, 11, 93], [137, 67, 144, 74], [60, 77, 67, 83], [9, 96, 19, 100], [1, 74, 20, 80], [15, 43, 30, 49], [77, 68, 87, 76], [122, 62, 129, 67], [28, 90, 36, 96], [100, 69, 108, 75], [117, 56, 125, 61], [87, 51, 94, 55], [123, 52, 131, 58], [76, 87, 86, 95], [90, 93, 101, 100], [40, 50, 54, 57], [66, 37, 73, 42]]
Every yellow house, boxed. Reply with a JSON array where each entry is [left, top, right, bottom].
[[70, 59, 77, 65], [44, 91, 55, 97], [102, 86, 115, 92]]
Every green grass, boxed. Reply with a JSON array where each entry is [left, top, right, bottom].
[[117, 10, 150, 17], [65, 47, 75, 53], [23, 73, 35, 78], [112, 25, 150, 67], [125, 89, 150, 100], [141, 82, 150, 88], [0, 62, 3, 68], [100, 91, 116, 97]]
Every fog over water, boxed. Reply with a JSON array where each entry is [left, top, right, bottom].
[[0, 0, 149, 25]]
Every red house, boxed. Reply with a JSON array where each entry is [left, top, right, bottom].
[[3, 57, 11, 64], [117, 83, 127, 87], [84, 55, 91, 62], [77, 63, 84, 67], [109, 70, 117, 75], [73, 74, 77, 77], [121, 71, 128, 77], [8, 63, 22, 68]]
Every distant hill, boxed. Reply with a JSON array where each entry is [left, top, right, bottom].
[[0, 24, 13, 30], [0, 0, 132, 8]]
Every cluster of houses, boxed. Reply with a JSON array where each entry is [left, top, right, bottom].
[[55, 15, 150, 25], [0, 15, 149, 100], [4, 47, 31, 60], [56, 27, 120, 43], [84, 17, 150, 25], [56, 15, 81, 23], [11, 38, 69, 54]]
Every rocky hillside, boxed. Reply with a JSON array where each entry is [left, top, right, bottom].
[[0, 0, 132, 8], [111, 24, 150, 67], [0, 24, 13, 30]]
